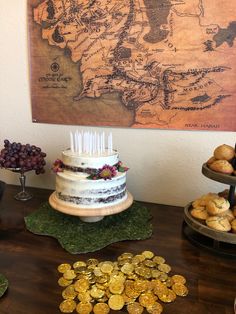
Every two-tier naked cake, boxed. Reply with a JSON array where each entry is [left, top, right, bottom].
[[49, 132, 133, 222]]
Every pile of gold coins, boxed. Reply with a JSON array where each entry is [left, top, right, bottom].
[[57, 251, 188, 313]]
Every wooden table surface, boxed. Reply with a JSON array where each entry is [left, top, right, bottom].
[[0, 185, 235, 314]]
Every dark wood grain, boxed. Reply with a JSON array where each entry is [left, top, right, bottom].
[[0, 185, 235, 314]]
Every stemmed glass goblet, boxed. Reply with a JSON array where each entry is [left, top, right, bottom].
[[8, 168, 32, 201]]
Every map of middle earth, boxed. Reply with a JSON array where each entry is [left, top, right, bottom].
[[28, 0, 236, 130]]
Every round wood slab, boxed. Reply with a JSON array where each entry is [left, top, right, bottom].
[[184, 203, 236, 244], [49, 191, 133, 219]]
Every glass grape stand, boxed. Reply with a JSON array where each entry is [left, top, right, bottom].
[[8, 168, 33, 201], [183, 163, 236, 257]]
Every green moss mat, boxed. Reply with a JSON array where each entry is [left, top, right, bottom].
[[0, 274, 8, 298], [24, 202, 153, 254]]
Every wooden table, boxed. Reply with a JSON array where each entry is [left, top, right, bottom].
[[0, 185, 235, 314]]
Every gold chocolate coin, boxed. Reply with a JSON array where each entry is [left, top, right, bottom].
[[121, 292, 136, 305], [158, 264, 171, 274], [121, 263, 135, 275], [153, 281, 169, 297], [151, 269, 161, 279], [139, 291, 157, 308], [76, 301, 93, 314], [63, 269, 76, 280], [90, 286, 105, 299], [141, 251, 154, 259], [77, 291, 92, 303], [146, 302, 163, 314], [59, 299, 76, 313], [133, 254, 145, 263], [100, 262, 114, 274], [73, 261, 87, 269], [108, 294, 125, 310], [74, 278, 90, 293], [127, 302, 144, 314], [172, 274, 186, 285], [58, 277, 73, 287], [158, 272, 168, 282], [118, 252, 134, 261], [143, 260, 156, 268], [158, 289, 176, 303], [58, 263, 71, 273], [109, 281, 125, 295], [87, 258, 99, 266], [96, 274, 109, 284], [133, 279, 149, 293], [172, 283, 188, 297], [153, 256, 165, 265], [93, 302, 110, 314], [93, 267, 103, 277], [62, 285, 77, 300]]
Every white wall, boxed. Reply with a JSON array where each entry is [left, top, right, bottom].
[[0, 1, 235, 206]]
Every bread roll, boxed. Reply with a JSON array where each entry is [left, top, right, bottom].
[[213, 144, 235, 161], [191, 207, 209, 220], [233, 206, 236, 217], [206, 156, 216, 166], [206, 197, 230, 215], [206, 216, 231, 232], [217, 209, 235, 222], [231, 219, 236, 233], [209, 160, 234, 174]]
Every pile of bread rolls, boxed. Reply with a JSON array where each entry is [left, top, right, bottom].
[[207, 144, 236, 175], [190, 192, 236, 233]]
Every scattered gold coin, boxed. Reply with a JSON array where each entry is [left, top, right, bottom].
[[59, 299, 76, 313], [158, 263, 171, 274], [76, 301, 93, 314], [109, 280, 125, 295], [63, 269, 76, 280], [74, 278, 90, 293], [153, 256, 165, 265], [158, 289, 176, 303], [100, 262, 114, 274], [77, 291, 92, 303], [146, 302, 163, 314], [172, 274, 186, 285], [139, 291, 157, 308], [93, 302, 110, 314], [127, 302, 144, 314], [62, 285, 77, 300], [90, 286, 105, 299], [58, 277, 73, 287], [142, 251, 154, 259], [108, 294, 125, 310], [121, 263, 135, 275], [58, 263, 72, 273], [172, 283, 189, 296], [73, 261, 87, 269]]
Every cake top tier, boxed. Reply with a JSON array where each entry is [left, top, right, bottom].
[[62, 149, 119, 169]]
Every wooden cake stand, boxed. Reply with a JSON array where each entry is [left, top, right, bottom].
[[183, 163, 236, 257], [49, 191, 133, 222]]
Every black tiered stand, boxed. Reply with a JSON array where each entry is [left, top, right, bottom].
[[183, 163, 236, 258]]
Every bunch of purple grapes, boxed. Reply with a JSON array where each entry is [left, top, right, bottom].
[[0, 140, 46, 175]]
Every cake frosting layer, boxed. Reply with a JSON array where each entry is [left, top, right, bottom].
[[53, 148, 128, 210], [62, 149, 119, 170]]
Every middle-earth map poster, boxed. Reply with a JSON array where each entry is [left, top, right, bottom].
[[28, 0, 236, 131]]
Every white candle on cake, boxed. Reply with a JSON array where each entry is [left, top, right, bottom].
[[70, 132, 74, 153]]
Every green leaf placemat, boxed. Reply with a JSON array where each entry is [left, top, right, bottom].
[[24, 202, 152, 254], [0, 274, 8, 298]]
